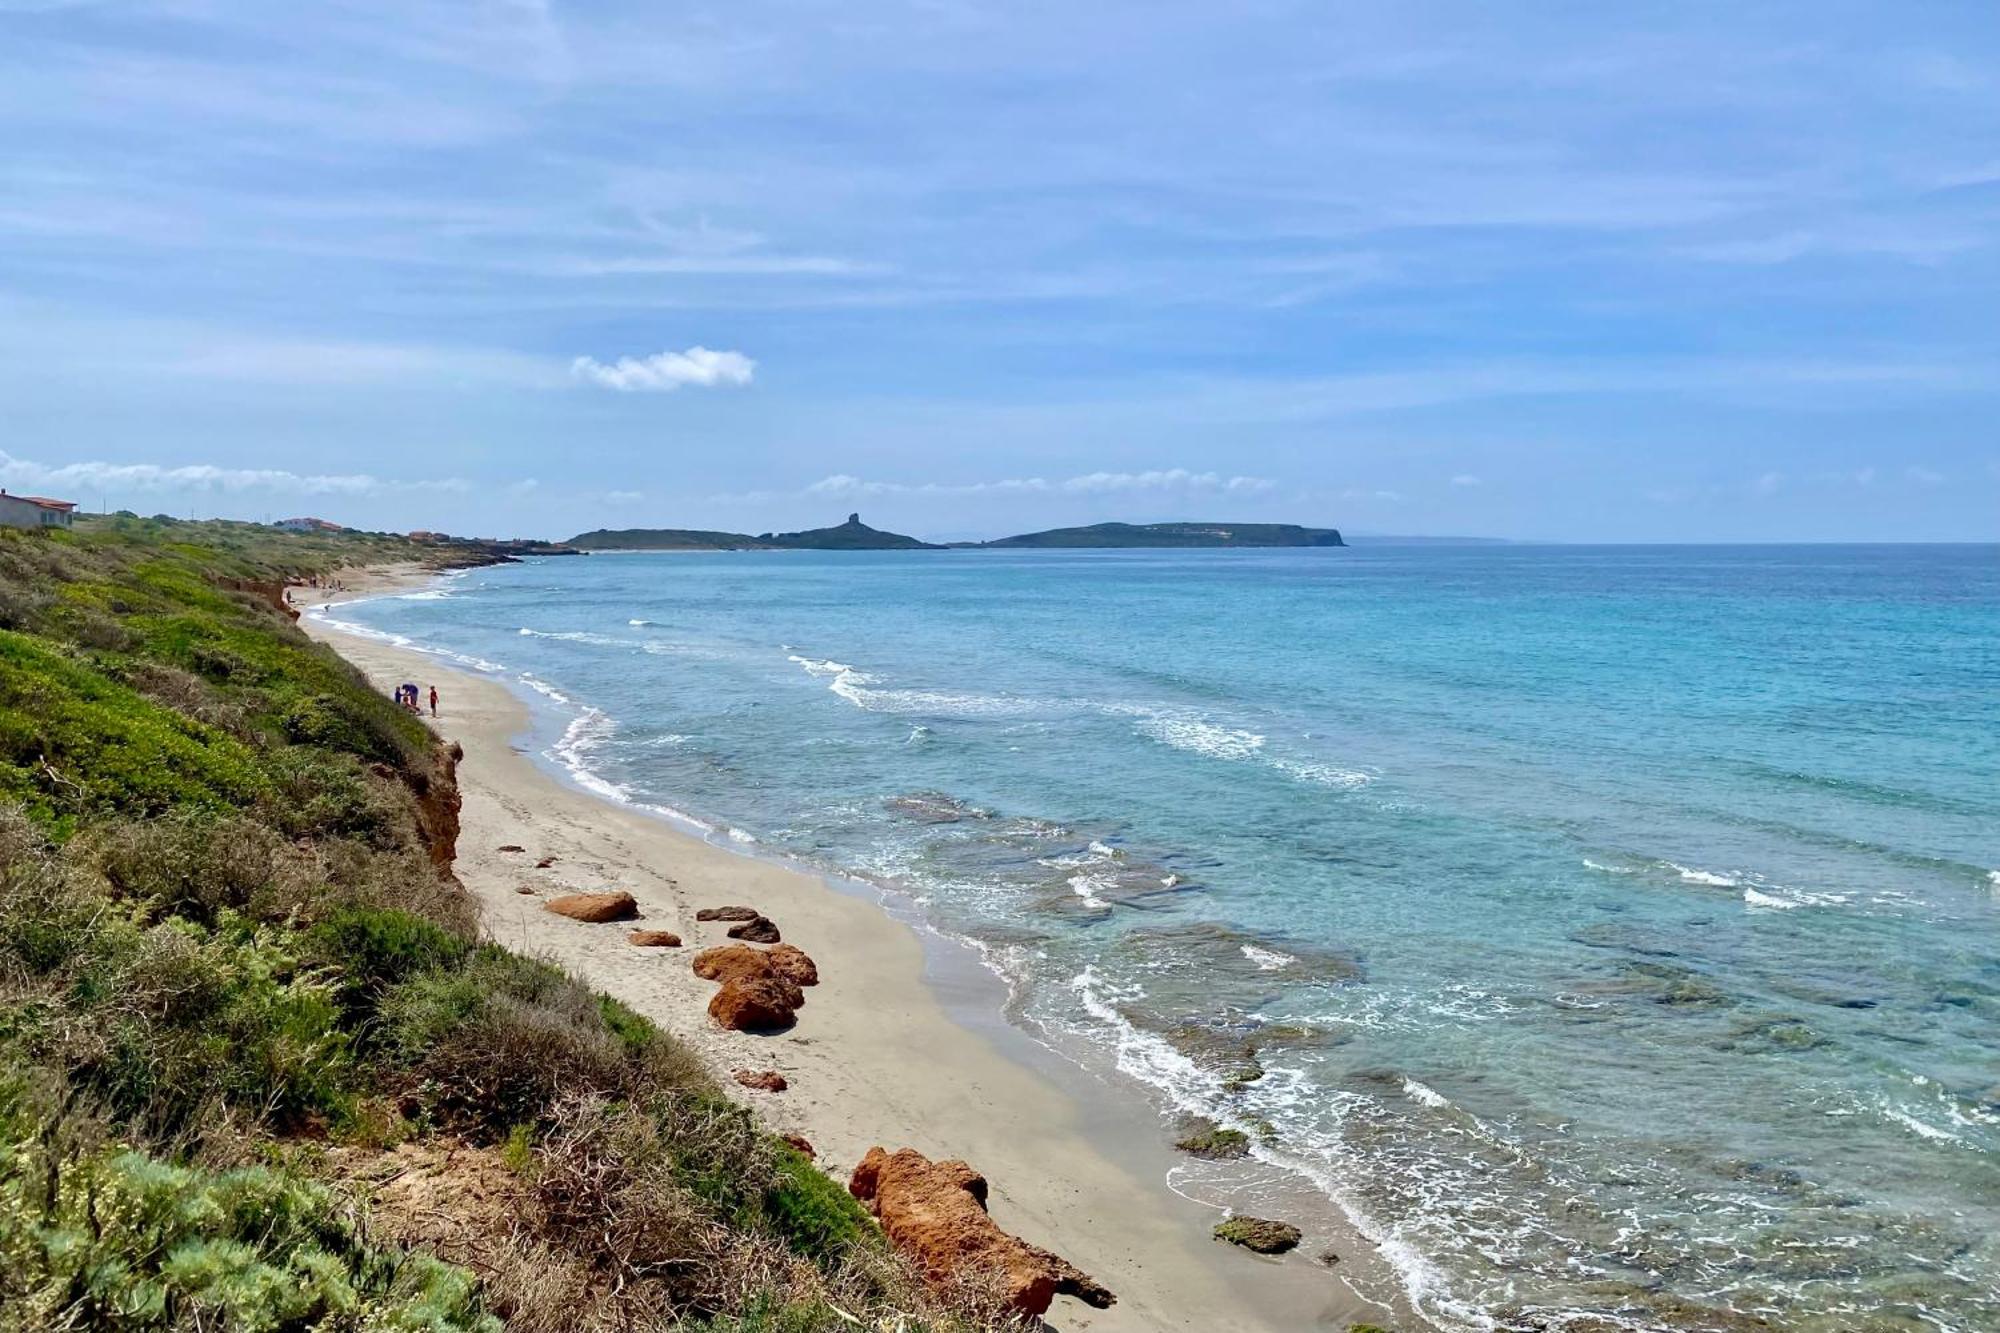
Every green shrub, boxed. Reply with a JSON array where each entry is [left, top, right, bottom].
[[765, 1143, 878, 1264], [0, 1125, 498, 1331], [0, 631, 269, 830], [310, 906, 470, 1019]]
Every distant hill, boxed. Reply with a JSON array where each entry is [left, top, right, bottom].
[[761, 513, 937, 550], [975, 521, 1344, 549], [567, 513, 935, 551], [568, 515, 1345, 552], [567, 527, 769, 551]]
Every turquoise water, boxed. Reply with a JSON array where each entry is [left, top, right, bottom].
[[324, 545, 2000, 1332]]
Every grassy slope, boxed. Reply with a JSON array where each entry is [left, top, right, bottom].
[[0, 517, 989, 1333]]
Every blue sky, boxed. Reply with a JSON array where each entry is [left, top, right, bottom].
[[1, 0, 1995, 542]]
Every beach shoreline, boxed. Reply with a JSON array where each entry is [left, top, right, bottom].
[[299, 561, 1419, 1333]]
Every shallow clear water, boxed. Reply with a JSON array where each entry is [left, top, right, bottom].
[[326, 544, 2000, 1332]]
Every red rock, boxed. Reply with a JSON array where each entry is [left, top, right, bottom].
[[514, 886, 535, 895], [765, 943, 819, 987], [695, 905, 761, 922], [694, 945, 805, 1031], [497, 844, 525, 853], [708, 976, 801, 1032], [628, 929, 681, 947], [732, 1068, 788, 1092], [727, 915, 781, 944], [781, 1135, 816, 1159], [848, 1147, 1114, 1318], [535, 856, 556, 868], [544, 891, 638, 923]]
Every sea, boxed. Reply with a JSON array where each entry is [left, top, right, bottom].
[[317, 543, 2000, 1333]]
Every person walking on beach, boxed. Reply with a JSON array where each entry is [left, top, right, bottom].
[[428, 685, 439, 717]]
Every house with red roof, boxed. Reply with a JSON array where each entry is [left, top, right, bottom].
[[0, 489, 76, 531]]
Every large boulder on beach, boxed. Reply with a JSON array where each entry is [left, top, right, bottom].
[[693, 945, 805, 1031], [1214, 1215, 1301, 1254], [727, 915, 781, 944], [544, 891, 638, 923], [628, 929, 681, 947], [765, 943, 819, 987], [848, 1147, 1114, 1318], [696, 905, 761, 922]]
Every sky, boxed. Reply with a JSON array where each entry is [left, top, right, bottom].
[[1, 0, 1996, 543]]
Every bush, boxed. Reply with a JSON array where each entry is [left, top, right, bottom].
[[0, 631, 269, 831], [765, 1143, 879, 1264], [310, 905, 470, 1022], [0, 1105, 498, 1331]]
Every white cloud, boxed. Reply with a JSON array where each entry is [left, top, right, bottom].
[[1751, 471, 1784, 496], [571, 346, 755, 392], [1450, 473, 1483, 487], [1060, 469, 1274, 496], [0, 449, 470, 497], [604, 489, 646, 503], [1905, 465, 1946, 485], [508, 478, 542, 496], [802, 469, 1277, 499]]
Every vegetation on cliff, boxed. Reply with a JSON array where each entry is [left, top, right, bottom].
[[0, 516, 995, 1331]]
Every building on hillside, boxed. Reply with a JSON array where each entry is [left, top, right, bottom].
[[0, 490, 77, 531], [273, 516, 346, 533]]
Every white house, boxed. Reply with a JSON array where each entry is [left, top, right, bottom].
[[273, 516, 346, 533], [0, 490, 76, 531]]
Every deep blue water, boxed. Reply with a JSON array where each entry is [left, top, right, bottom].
[[324, 544, 2000, 1332]]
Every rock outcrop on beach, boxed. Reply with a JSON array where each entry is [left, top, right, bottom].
[[696, 905, 761, 922], [781, 1135, 816, 1159], [1174, 1121, 1251, 1160], [765, 943, 819, 987], [545, 890, 639, 923], [1213, 1215, 1302, 1253], [727, 915, 781, 943], [732, 1068, 788, 1092], [693, 944, 805, 1031], [628, 929, 681, 947], [848, 1147, 1115, 1318]]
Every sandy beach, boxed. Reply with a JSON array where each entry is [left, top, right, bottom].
[[299, 564, 1416, 1333]]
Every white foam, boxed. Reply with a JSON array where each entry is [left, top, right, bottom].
[[1988, 870, 2000, 893], [1241, 943, 1296, 971], [1666, 862, 1740, 887], [1881, 1104, 1962, 1144], [1068, 873, 1114, 910], [1581, 858, 1638, 876], [1137, 714, 1266, 761], [1403, 1077, 1451, 1109], [306, 611, 509, 674], [1742, 887, 1798, 910], [1271, 757, 1374, 789], [628, 618, 655, 626], [518, 627, 623, 646]]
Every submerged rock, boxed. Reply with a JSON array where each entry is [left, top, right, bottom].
[[696, 905, 761, 922], [1214, 1215, 1301, 1254], [544, 891, 638, 923], [727, 915, 781, 944], [1175, 1121, 1252, 1160], [849, 1147, 1114, 1317]]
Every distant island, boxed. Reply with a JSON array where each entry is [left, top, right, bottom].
[[568, 514, 1342, 551], [972, 521, 1343, 549]]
